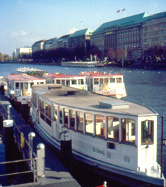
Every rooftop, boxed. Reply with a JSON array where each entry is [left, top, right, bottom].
[[69, 28, 93, 38], [94, 12, 148, 34]]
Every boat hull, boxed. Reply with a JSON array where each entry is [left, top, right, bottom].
[[30, 118, 165, 187]]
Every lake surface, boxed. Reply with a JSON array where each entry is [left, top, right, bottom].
[[0, 63, 166, 186]]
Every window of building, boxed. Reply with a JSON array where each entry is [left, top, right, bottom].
[[107, 117, 119, 140], [141, 120, 154, 144], [76, 111, 84, 133], [95, 114, 105, 138], [121, 118, 135, 144]]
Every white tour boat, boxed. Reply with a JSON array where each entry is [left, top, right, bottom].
[[61, 61, 101, 68], [6, 74, 46, 105], [43, 71, 127, 98], [30, 84, 165, 186]]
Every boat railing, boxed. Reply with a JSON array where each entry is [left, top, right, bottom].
[[0, 102, 44, 185]]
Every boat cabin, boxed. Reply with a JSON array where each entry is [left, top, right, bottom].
[[43, 71, 127, 98], [31, 84, 164, 185], [6, 74, 45, 104]]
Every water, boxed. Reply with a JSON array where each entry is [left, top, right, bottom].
[[0, 63, 166, 186]]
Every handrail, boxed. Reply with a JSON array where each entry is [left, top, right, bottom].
[[0, 101, 38, 183]]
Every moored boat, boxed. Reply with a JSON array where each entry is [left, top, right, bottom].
[[30, 84, 165, 186], [6, 74, 46, 105], [61, 61, 100, 68], [43, 71, 127, 98]]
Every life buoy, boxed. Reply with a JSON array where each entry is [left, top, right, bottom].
[[23, 89, 29, 96]]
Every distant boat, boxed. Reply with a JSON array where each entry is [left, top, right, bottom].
[[43, 71, 127, 98], [61, 61, 104, 68], [30, 84, 165, 186]]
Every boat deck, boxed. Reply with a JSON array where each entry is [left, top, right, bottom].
[[33, 84, 157, 116]]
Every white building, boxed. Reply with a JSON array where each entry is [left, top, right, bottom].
[[13, 47, 32, 59], [32, 40, 46, 53], [43, 38, 58, 50]]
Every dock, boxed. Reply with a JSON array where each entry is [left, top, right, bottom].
[[0, 91, 80, 187]]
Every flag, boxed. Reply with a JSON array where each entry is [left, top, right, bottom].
[[122, 8, 125, 11], [116, 10, 120, 13]]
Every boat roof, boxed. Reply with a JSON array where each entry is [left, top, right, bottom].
[[43, 72, 123, 79], [7, 74, 45, 81], [32, 84, 157, 117]]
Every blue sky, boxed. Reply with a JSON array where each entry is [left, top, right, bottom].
[[0, 0, 165, 55]]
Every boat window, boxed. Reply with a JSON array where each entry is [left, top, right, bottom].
[[56, 80, 61, 84], [53, 105, 58, 122], [62, 80, 65, 85], [69, 110, 75, 129], [21, 83, 23, 90], [24, 83, 28, 89], [100, 78, 103, 84], [72, 79, 77, 85], [85, 113, 93, 135], [121, 118, 135, 144], [64, 108, 69, 127], [39, 100, 51, 126], [94, 78, 99, 85], [141, 120, 154, 145], [15, 82, 19, 89], [107, 117, 119, 140], [32, 92, 37, 107], [116, 78, 122, 83], [66, 80, 70, 86], [30, 83, 34, 87], [104, 78, 109, 83], [76, 111, 83, 132], [95, 114, 105, 138], [45, 104, 51, 126], [78, 79, 84, 85], [110, 78, 115, 83], [59, 107, 63, 124]]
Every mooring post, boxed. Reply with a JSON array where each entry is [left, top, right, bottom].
[[37, 143, 45, 177], [7, 104, 12, 120], [28, 132, 36, 170]]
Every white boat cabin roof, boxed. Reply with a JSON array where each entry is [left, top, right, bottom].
[[33, 84, 157, 117], [7, 74, 45, 82], [42, 71, 123, 79]]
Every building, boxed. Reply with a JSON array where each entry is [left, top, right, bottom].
[[91, 11, 166, 60], [142, 12, 166, 50], [32, 40, 47, 53], [91, 13, 148, 60], [57, 34, 71, 48], [43, 38, 57, 50], [13, 47, 32, 60], [68, 28, 93, 49]]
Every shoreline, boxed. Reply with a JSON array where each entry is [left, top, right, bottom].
[[1, 61, 166, 70]]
